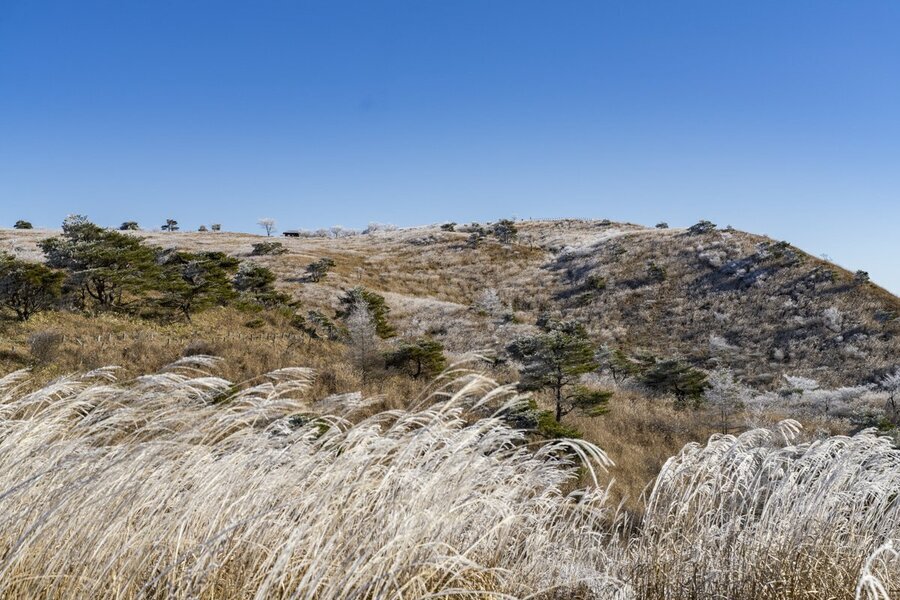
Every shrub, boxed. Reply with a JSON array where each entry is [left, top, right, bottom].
[[646, 261, 667, 282], [244, 317, 265, 329], [233, 263, 291, 308], [119, 221, 140, 231], [13, 220, 33, 229], [655, 222, 669, 229], [440, 222, 456, 231], [687, 219, 717, 235], [27, 331, 63, 363], [585, 274, 607, 292], [211, 223, 222, 232], [292, 310, 341, 340], [250, 241, 288, 256], [198, 225, 208, 232], [491, 219, 519, 244], [182, 339, 217, 357], [305, 257, 335, 282]]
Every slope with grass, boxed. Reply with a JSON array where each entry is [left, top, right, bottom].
[[3, 219, 896, 386]]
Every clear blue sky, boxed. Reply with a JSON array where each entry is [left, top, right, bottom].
[[1, 1, 898, 293]]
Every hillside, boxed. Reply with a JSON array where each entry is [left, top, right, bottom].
[[3, 219, 896, 388]]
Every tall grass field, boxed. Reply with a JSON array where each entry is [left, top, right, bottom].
[[0, 358, 897, 599]]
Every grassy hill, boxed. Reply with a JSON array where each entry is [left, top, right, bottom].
[[4, 218, 895, 387]]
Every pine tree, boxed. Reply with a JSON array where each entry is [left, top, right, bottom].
[[232, 263, 291, 308], [305, 257, 335, 282], [641, 359, 708, 407], [385, 338, 447, 379], [338, 287, 395, 338], [0, 253, 64, 321], [158, 251, 239, 320], [39, 215, 161, 311], [507, 319, 610, 422]]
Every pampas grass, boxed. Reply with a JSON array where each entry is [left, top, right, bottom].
[[0, 360, 897, 599]]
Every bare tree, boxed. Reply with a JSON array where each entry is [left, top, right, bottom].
[[258, 218, 277, 237]]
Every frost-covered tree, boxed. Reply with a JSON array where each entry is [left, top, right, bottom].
[[345, 298, 381, 375], [881, 368, 900, 420], [258, 218, 276, 237], [338, 287, 395, 338], [474, 288, 502, 317], [704, 369, 748, 434]]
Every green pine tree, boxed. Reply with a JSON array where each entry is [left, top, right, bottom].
[[507, 319, 611, 422], [0, 253, 64, 321]]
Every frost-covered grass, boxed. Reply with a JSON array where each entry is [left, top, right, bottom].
[[0, 360, 897, 599]]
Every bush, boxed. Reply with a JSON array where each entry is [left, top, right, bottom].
[[586, 275, 607, 291], [655, 222, 669, 229], [27, 331, 63, 363], [182, 340, 217, 357], [305, 257, 335, 282], [233, 263, 291, 308], [250, 242, 288, 256], [646, 261, 667, 282], [440, 222, 456, 232], [244, 317, 265, 329], [119, 222, 140, 231], [14, 220, 33, 229], [491, 219, 518, 244], [687, 220, 717, 235]]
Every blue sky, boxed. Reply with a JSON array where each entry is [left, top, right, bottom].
[[1, 1, 898, 292]]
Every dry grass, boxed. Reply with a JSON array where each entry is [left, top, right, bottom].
[[0, 362, 897, 599], [0, 361, 621, 599]]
